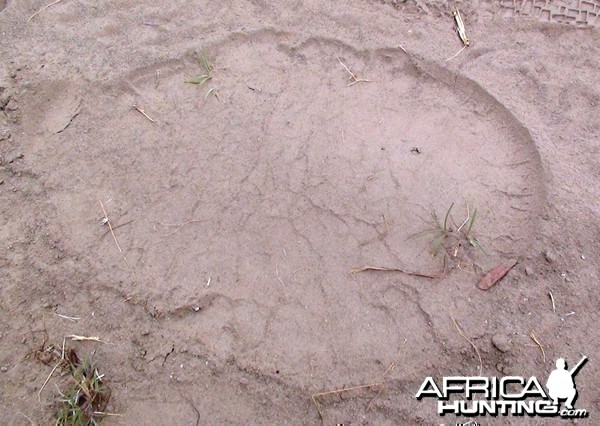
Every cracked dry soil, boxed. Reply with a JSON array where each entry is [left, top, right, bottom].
[[0, 0, 599, 424]]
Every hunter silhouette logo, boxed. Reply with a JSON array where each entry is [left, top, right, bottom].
[[546, 356, 587, 410], [416, 356, 589, 419]]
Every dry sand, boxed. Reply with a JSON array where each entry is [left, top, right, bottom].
[[0, 0, 599, 424]]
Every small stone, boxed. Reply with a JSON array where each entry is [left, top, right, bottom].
[[543, 250, 557, 263], [41, 302, 52, 309], [492, 334, 512, 353], [524, 266, 533, 276], [0, 129, 10, 141], [0, 367, 7, 372], [496, 363, 505, 373]]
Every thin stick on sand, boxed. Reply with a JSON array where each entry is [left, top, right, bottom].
[[446, 8, 469, 61], [28, 0, 64, 23], [548, 292, 556, 313], [351, 259, 445, 279], [38, 337, 67, 401], [336, 57, 372, 86], [158, 219, 204, 237], [451, 316, 483, 376], [99, 201, 123, 253], [530, 332, 546, 363], [133, 104, 155, 123]]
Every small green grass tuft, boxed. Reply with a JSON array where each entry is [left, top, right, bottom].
[[55, 355, 111, 426], [409, 203, 486, 257], [409, 203, 454, 256]]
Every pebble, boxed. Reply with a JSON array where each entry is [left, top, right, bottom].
[[491, 334, 512, 353], [7, 152, 23, 163], [0, 367, 7, 373], [543, 250, 557, 263], [525, 266, 533, 276]]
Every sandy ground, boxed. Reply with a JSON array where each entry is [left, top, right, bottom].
[[0, 0, 599, 424]]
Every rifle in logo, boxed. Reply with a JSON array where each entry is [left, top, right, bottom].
[[546, 356, 588, 410]]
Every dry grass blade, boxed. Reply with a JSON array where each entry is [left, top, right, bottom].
[[199, 49, 213, 74], [38, 361, 62, 401], [133, 104, 155, 123], [56, 313, 81, 322], [99, 200, 123, 253], [548, 292, 556, 312], [453, 8, 469, 46], [451, 316, 483, 376], [350, 265, 444, 279], [28, 0, 63, 23], [529, 332, 546, 363], [311, 383, 382, 422], [158, 219, 204, 237], [67, 335, 107, 343], [336, 56, 372, 86], [100, 219, 134, 240]]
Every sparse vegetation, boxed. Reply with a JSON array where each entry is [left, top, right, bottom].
[[55, 354, 111, 426], [185, 49, 222, 101], [410, 203, 486, 257]]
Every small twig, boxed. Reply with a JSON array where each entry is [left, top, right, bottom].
[[99, 201, 122, 253], [337, 56, 356, 79], [38, 361, 61, 401], [100, 219, 134, 240], [158, 219, 204, 237], [456, 205, 471, 234], [67, 334, 107, 343], [133, 104, 155, 123], [56, 313, 81, 322], [451, 316, 483, 376], [16, 412, 35, 425], [548, 292, 556, 313], [351, 263, 444, 279], [445, 45, 467, 61], [27, 0, 63, 23], [93, 412, 123, 417], [275, 264, 286, 289], [529, 332, 546, 363], [453, 8, 470, 46], [336, 56, 372, 86], [38, 336, 67, 402]]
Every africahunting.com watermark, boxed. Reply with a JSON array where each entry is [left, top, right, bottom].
[[416, 356, 589, 419]]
